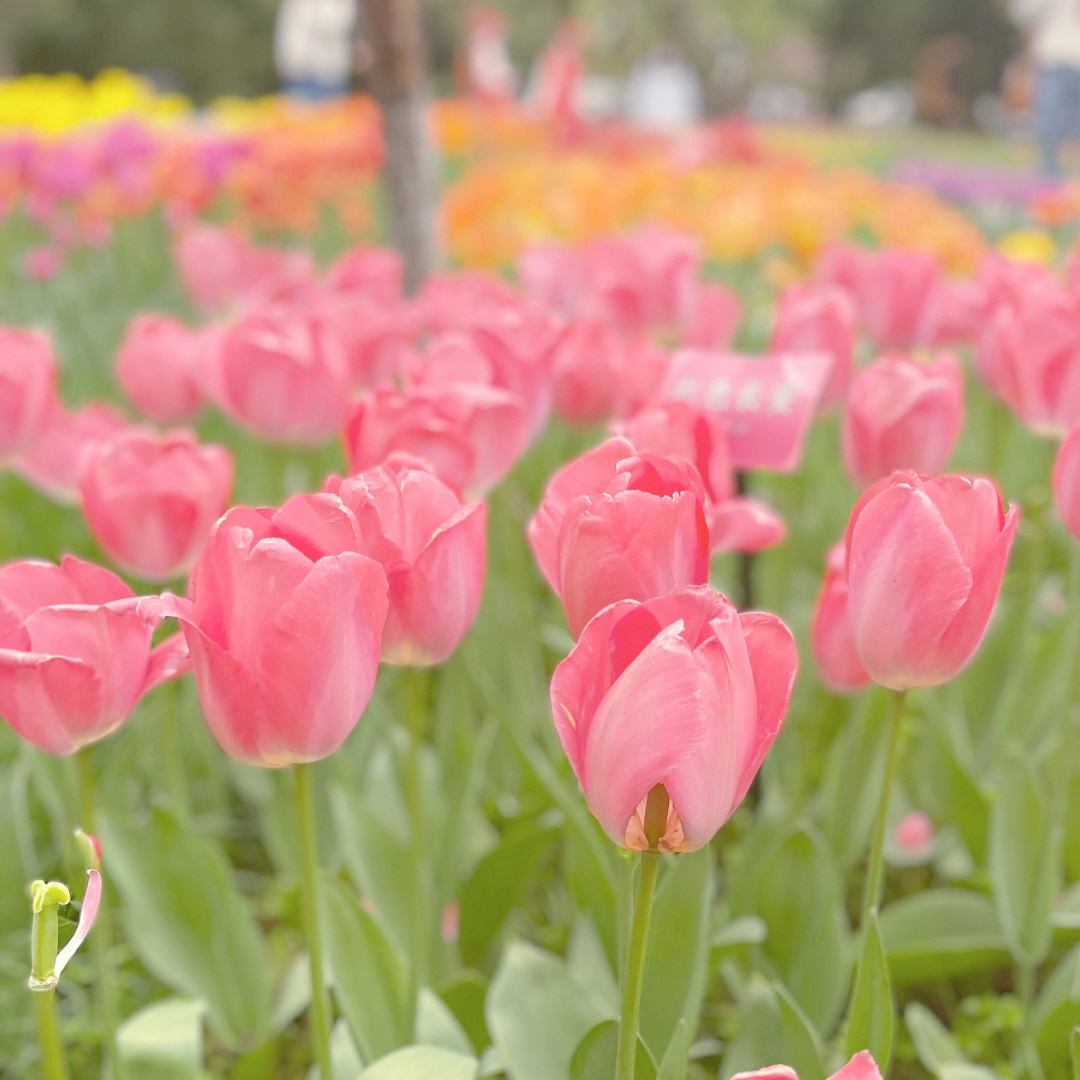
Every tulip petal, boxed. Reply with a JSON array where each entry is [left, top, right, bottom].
[[709, 497, 787, 553], [0, 649, 102, 753], [734, 611, 798, 803], [847, 481, 972, 689], [54, 870, 101, 980], [582, 622, 712, 846]]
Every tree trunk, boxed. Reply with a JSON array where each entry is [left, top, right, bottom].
[[365, 0, 440, 293]]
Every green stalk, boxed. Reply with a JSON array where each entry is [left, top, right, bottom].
[[295, 762, 333, 1080], [614, 786, 667, 1080], [160, 680, 191, 824], [33, 988, 69, 1080], [858, 690, 907, 928], [76, 749, 117, 1067]]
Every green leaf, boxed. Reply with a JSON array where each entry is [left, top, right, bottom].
[[486, 941, 608, 1080], [458, 812, 561, 965], [1071, 1026, 1080, 1080], [417, 989, 475, 1056], [989, 753, 1057, 965], [656, 1018, 691, 1080], [1033, 945, 1080, 1080], [729, 826, 850, 1032], [358, 1045, 478, 1080], [99, 809, 270, 1048], [569, 1020, 656, 1080], [115, 999, 204, 1080], [440, 974, 490, 1054], [846, 911, 894, 1073], [638, 849, 713, 1058], [721, 976, 824, 1080], [878, 889, 1011, 986], [904, 1002, 966, 1073], [323, 875, 411, 1063], [711, 916, 767, 952]]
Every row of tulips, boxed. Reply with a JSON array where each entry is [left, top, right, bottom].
[[4, 191, 1080, 1080]]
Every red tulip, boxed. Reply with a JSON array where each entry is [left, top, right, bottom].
[[164, 503, 388, 766], [114, 313, 203, 423], [810, 542, 870, 693], [528, 438, 710, 637], [844, 472, 1018, 690], [325, 458, 487, 665], [550, 586, 796, 850], [0, 326, 58, 457], [0, 556, 185, 754], [78, 428, 234, 582], [841, 352, 965, 487], [344, 381, 531, 498], [209, 307, 351, 445]]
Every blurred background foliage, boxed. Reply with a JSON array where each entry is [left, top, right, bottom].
[[0, 0, 1019, 112]]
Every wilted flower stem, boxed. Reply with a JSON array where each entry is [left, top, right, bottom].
[[295, 761, 333, 1080], [614, 784, 667, 1080]]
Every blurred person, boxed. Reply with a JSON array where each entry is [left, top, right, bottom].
[[1007, 0, 1080, 174], [625, 41, 704, 130], [532, 19, 588, 129], [914, 34, 973, 127], [275, 0, 359, 100], [461, 6, 517, 104]]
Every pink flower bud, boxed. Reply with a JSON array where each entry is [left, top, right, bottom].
[[844, 472, 1018, 690], [811, 542, 870, 693], [114, 314, 203, 423], [841, 352, 965, 487], [892, 810, 935, 856], [78, 428, 234, 582], [528, 438, 710, 637], [1053, 422, 1080, 542], [730, 1051, 881, 1080], [210, 307, 351, 445], [164, 503, 388, 766], [325, 458, 487, 665], [0, 327, 58, 458], [550, 587, 796, 851], [0, 556, 184, 754]]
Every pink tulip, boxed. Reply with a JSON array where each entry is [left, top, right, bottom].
[[323, 245, 404, 307], [24, 245, 65, 281], [11, 401, 128, 504], [325, 458, 487, 665], [769, 283, 856, 408], [0, 327, 58, 458], [0, 556, 186, 754], [893, 810, 935, 856], [114, 313, 204, 423], [613, 402, 786, 553], [550, 319, 669, 424], [209, 307, 351, 445], [78, 428, 234, 582], [550, 586, 796, 850], [1053, 422, 1080, 542], [730, 1051, 881, 1080], [841, 352, 965, 487], [311, 291, 415, 389], [844, 472, 1018, 690], [164, 503, 388, 766], [344, 382, 531, 499], [528, 438, 710, 637], [810, 542, 870, 693], [974, 279, 1080, 436], [678, 281, 741, 349]]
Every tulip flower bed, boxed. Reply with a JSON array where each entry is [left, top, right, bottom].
[[4, 109, 1080, 1080]]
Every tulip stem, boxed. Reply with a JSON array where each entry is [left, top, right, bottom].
[[161, 680, 191, 824], [615, 785, 668, 1080], [295, 762, 333, 1080], [33, 988, 69, 1080], [859, 689, 907, 927], [76, 749, 117, 1069]]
